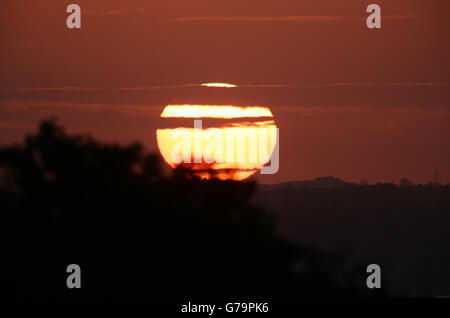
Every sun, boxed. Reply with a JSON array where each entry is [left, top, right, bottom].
[[156, 105, 278, 181], [201, 83, 237, 88]]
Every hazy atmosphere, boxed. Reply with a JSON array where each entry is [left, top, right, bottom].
[[1, 0, 449, 184]]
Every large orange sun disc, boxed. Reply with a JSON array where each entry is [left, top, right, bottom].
[[156, 105, 278, 181]]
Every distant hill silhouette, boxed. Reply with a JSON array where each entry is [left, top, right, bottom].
[[259, 176, 357, 191], [252, 180, 450, 296]]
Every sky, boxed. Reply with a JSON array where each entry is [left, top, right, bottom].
[[1, 0, 449, 184]]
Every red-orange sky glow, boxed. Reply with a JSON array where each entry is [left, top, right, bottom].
[[0, 0, 449, 184]]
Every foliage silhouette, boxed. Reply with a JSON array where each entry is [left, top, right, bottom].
[[0, 119, 370, 297]]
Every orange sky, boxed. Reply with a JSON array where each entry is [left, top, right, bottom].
[[1, 0, 449, 184]]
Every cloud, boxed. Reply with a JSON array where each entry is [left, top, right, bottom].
[[1, 84, 201, 92], [240, 84, 296, 88], [2, 100, 449, 119], [0, 100, 162, 118], [270, 105, 450, 133], [167, 16, 355, 22], [116, 84, 202, 90], [166, 14, 430, 23], [2, 82, 448, 93], [296, 82, 450, 88], [85, 9, 144, 16], [1, 100, 448, 137], [272, 106, 450, 117], [1, 87, 104, 92], [240, 82, 450, 88]]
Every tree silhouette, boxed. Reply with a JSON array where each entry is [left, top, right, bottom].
[[0, 119, 367, 297]]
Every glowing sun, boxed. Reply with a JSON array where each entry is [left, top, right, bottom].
[[156, 105, 278, 181]]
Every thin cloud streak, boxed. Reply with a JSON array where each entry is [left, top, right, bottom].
[[166, 14, 430, 22], [167, 16, 355, 22], [0, 100, 162, 118], [242, 82, 450, 88], [1, 85, 203, 92], [301, 82, 450, 88], [116, 84, 202, 90], [2, 101, 449, 117], [2, 82, 448, 92], [271, 105, 450, 117], [1, 87, 105, 92], [85, 9, 144, 16]]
